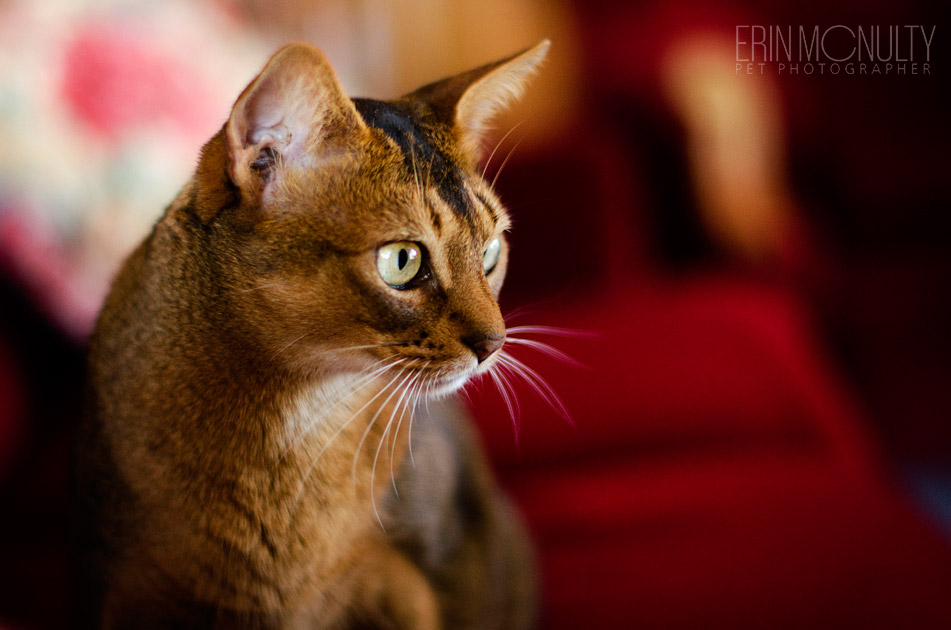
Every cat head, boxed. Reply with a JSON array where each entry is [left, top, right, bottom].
[[190, 41, 548, 394]]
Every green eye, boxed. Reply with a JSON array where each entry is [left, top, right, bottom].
[[377, 241, 422, 288], [483, 237, 501, 274]]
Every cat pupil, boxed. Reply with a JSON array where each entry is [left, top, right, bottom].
[[398, 249, 408, 270]]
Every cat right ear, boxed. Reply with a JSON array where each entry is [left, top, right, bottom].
[[224, 43, 366, 209], [408, 40, 550, 166]]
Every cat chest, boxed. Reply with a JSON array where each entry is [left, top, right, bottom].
[[167, 462, 377, 612], [176, 390, 407, 609]]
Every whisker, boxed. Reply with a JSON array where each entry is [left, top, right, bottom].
[[487, 366, 520, 445], [409, 143, 425, 204], [497, 364, 526, 449], [376, 368, 417, 494], [503, 337, 586, 368], [490, 136, 525, 190], [502, 303, 598, 326], [329, 341, 413, 353], [506, 325, 593, 338], [487, 367, 516, 424], [279, 357, 404, 459], [275, 332, 311, 358], [497, 352, 572, 425], [389, 361, 429, 492], [370, 371, 415, 528], [422, 372, 434, 419], [353, 368, 416, 489], [370, 364, 430, 528], [495, 362, 523, 424], [502, 305, 542, 324], [289, 360, 407, 507], [408, 372, 435, 468], [279, 331, 420, 361], [480, 120, 526, 188], [385, 391, 412, 497]]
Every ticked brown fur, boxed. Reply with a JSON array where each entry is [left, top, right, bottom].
[[75, 42, 548, 629]]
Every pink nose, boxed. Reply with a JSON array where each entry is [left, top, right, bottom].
[[462, 334, 504, 363]]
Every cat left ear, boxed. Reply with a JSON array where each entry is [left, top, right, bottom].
[[410, 40, 550, 165], [225, 43, 366, 207]]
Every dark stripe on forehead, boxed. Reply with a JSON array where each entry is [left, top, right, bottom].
[[474, 190, 500, 224], [352, 98, 473, 220], [426, 200, 442, 233]]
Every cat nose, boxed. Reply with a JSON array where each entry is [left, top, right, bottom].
[[462, 333, 504, 363]]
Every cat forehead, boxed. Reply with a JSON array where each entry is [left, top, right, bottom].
[[353, 97, 480, 223]]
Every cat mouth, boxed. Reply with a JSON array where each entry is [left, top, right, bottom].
[[426, 353, 501, 397], [361, 350, 498, 399], [422, 360, 485, 397]]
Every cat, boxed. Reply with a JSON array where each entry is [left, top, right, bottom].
[[74, 39, 549, 630]]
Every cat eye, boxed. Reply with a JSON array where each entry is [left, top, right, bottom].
[[483, 237, 502, 274], [377, 241, 423, 288]]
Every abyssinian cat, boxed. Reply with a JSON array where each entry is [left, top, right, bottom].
[[75, 40, 550, 629]]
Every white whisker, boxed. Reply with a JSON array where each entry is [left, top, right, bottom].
[[279, 357, 403, 459], [503, 336, 585, 368], [409, 372, 435, 468], [496, 362, 523, 422], [329, 341, 411, 353], [370, 377, 409, 528], [275, 332, 311, 357], [501, 306, 539, 324], [353, 367, 416, 490], [480, 120, 526, 188], [409, 144, 425, 203], [291, 361, 402, 507], [487, 366, 518, 429], [497, 352, 572, 424], [289, 360, 408, 508], [490, 136, 525, 190], [505, 325, 592, 338], [389, 361, 429, 491], [374, 368, 416, 496]]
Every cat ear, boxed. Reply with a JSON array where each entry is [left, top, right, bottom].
[[410, 40, 550, 164], [225, 43, 365, 204]]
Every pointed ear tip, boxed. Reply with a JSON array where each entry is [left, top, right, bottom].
[[528, 39, 552, 59], [512, 39, 550, 73], [271, 42, 331, 65]]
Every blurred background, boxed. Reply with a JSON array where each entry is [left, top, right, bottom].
[[0, 0, 949, 627]]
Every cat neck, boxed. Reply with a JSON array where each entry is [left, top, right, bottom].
[[108, 191, 416, 500]]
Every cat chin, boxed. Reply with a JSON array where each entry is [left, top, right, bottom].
[[427, 357, 499, 399], [427, 372, 474, 399]]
